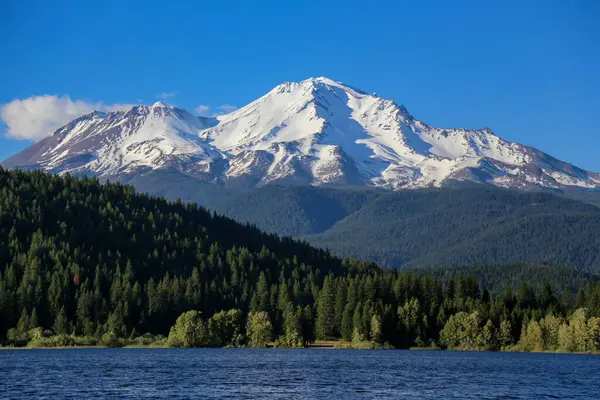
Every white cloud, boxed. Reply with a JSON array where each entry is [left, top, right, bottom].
[[209, 104, 238, 117], [156, 92, 177, 100], [217, 104, 237, 113], [1, 95, 134, 141], [195, 105, 210, 116], [105, 103, 137, 112]]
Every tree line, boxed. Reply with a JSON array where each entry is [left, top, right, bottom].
[[1, 168, 599, 352]]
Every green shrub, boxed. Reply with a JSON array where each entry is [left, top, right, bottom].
[[167, 311, 208, 348]]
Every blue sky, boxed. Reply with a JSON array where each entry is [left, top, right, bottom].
[[1, 0, 599, 170]]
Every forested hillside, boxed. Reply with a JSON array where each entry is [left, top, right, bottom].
[[211, 185, 382, 236], [214, 186, 600, 271], [421, 263, 599, 296], [310, 188, 600, 270], [1, 168, 600, 353], [0, 168, 374, 343]]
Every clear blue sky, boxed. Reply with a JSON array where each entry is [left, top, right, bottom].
[[1, 0, 599, 170]]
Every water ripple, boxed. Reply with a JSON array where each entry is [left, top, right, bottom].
[[0, 349, 599, 399]]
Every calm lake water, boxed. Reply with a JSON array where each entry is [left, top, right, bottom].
[[0, 348, 599, 399]]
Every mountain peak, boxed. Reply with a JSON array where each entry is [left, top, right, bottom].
[[310, 76, 339, 84], [151, 100, 171, 108], [89, 110, 108, 117], [300, 76, 353, 90], [3, 78, 600, 191], [270, 77, 361, 96]]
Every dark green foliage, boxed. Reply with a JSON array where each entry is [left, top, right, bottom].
[[306, 188, 600, 271], [0, 168, 374, 343], [2, 168, 600, 352], [116, 169, 236, 206], [316, 275, 336, 339], [201, 185, 600, 271], [422, 263, 599, 297], [208, 309, 244, 347], [210, 185, 381, 237]]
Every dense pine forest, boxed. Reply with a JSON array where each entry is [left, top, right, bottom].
[[210, 185, 600, 271], [1, 168, 600, 352]]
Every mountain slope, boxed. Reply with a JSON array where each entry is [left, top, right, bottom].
[[421, 263, 600, 296], [0, 168, 384, 342], [204, 184, 600, 272], [210, 185, 382, 236], [3, 102, 221, 178], [3, 77, 600, 192], [304, 188, 600, 271], [201, 77, 600, 189], [4, 170, 600, 351]]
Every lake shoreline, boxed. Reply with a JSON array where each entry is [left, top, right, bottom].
[[2, 344, 599, 355]]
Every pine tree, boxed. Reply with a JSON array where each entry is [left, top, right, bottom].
[[253, 272, 270, 313], [53, 307, 69, 335], [280, 304, 303, 348], [316, 276, 336, 340], [334, 281, 347, 336], [498, 319, 513, 348], [370, 314, 382, 344], [352, 301, 363, 337]]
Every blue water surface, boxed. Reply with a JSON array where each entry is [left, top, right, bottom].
[[0, 348, 599, 399]]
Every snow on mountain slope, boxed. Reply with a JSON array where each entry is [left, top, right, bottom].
[[200, 77, 600, 189], [3, 77, 600, 191], [3, 102, 221, 177]]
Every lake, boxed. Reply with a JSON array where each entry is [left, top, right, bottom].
[[0, 348, 599, 399]]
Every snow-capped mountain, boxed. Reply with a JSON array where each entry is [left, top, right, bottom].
[[4, 77, 600, 191], [2, 102, 221, 177]]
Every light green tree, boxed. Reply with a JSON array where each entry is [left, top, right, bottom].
[[587, 317, 600, 351], [278, 305, 303, 348], [555, 308, 600, 353], [498, 320, 513, 349], [439, 311, 482, 350], [518, 320, 543, 352], [569, 308, 591, 352], [247, 311, 272, 348], [208, 309, 244, 347], [167, 310, 208, 348], [539, 314, 562, 351], [479, 319, 497, 351], [351, 327, 365, 345], [370, 314, 382, 344], [558, 323, 576, 352], [398, 297, 424, 345]]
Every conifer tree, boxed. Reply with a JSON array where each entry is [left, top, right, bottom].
[[316, 276, 336, 340]]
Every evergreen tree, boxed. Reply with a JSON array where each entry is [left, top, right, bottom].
[[498, 320, 513, 348], [253, 272, 270, 313], [279, 304, 303, 348], [316, 276, 336, 340], [53, 307, 69, 335], [341, 279, 357, 341], [370, 314, 382, 344], [0, 168, 599, 352]]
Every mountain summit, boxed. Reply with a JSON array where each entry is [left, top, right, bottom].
[[4, 77, 600, 190]]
